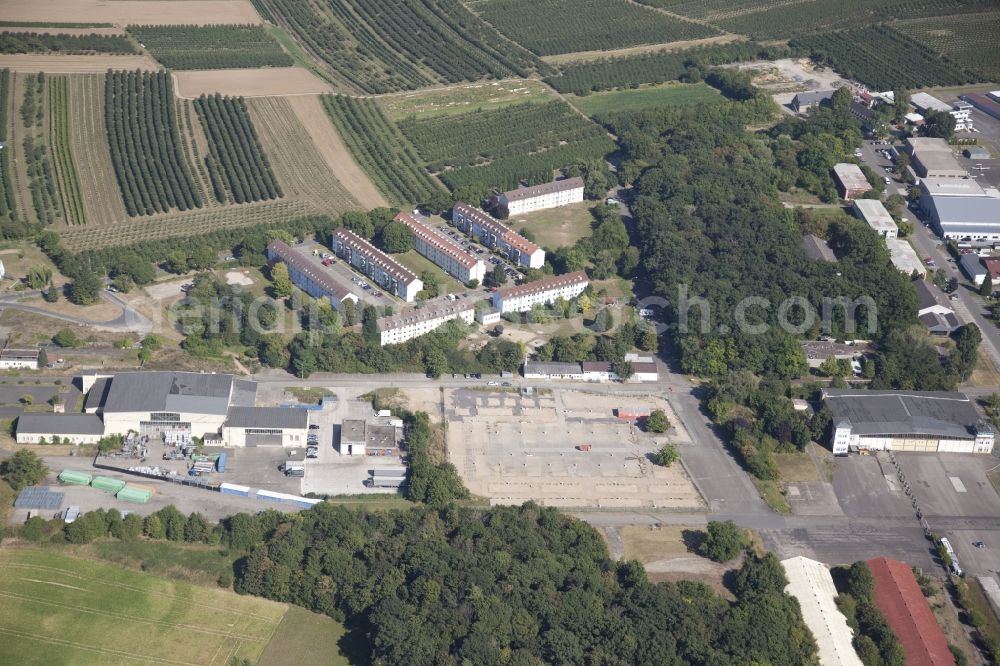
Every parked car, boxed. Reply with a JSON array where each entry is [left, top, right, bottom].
[[322, 258, 333, 266], [487, 381, 499, 386], [309, 424, 320, 430]]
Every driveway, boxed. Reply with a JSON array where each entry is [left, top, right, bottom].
[[0, 290, 152, 334]]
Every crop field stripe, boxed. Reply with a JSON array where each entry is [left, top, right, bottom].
[[0, 69, 15, 221], [177, 99, 215, 206], [0, 32, 139, 55], [65, 74, 126, 225], [46, 76, 86, 224], [127, 25, 292, 70], [0, 627, 204, 666]]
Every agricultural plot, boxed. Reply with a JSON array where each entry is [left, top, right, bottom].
[[66, 74, 127, 225], [321, 94, 441, 206], [256, 0, 543, 93], [634, 0, 785, 20], [379, 79, 555, 121], [0, 32, 138, 54], [571, 82, 723, 118], [544, 41, 767, 95], [172, 67, 331, 98], [712, 0, 997, 40], [127, 25, 292, 70], [0, 69, 16, 230], [247, 96, 359, 212], [46, 76, 86, 224], [194, 94, 282, 204], [468, 0, 718, 56], [104, 69, 202, 216], [0, 548, 288, 665], [791, 26, 981, 91], [897, 12, 1000, 82], [20, 72, 65, 225], [399, 99, 609, 171], [0, 54, 157, 73], [0, 0, 264, 26]]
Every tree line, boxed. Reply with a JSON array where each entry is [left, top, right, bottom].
[[0, 31, 138, 55]]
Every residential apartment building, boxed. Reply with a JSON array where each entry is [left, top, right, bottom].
[[394, 211, 485, 285], [492, 271, 589, 313], [832, 163, 871, 200], [452, 203, 545, 269], [497, 177, 584, 216], [266, 240, 359, 309], [330, 227, 422, 301], [377, 301, 475, 346]]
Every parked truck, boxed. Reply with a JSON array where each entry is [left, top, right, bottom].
[[282, 462, 305, 477], [366, 477, 405, 488]]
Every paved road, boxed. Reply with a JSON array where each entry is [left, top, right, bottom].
[[0, 289, 152, 333]]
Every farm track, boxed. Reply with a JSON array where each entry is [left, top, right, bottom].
[[285, 94, 387, 208], [247, 96, 358, 213], [66, 74, 126, 225]]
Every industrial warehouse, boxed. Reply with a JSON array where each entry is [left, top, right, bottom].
[[824, 389, 995, 455]]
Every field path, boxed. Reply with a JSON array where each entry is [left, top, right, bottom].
[[0, 54, 159, 73], [287, 95, 388, 209], [67, 74, 127, 225]]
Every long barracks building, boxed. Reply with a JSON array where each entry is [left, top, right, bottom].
[[394, 211, 485, 285], [330, 227, 423, 302], [452, 203, 545, 269]]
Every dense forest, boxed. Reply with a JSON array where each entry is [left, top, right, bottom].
[[231, 502, 816, 665]]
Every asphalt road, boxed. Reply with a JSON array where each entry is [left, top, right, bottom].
[[0, 289, 152, 334]]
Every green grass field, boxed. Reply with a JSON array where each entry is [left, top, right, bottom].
[[394, 249, 466, 294], [379, 79, 555, 121], [570, 82, 723, 117], [508, 200, 594, 248], [0, 547, 351, 665]]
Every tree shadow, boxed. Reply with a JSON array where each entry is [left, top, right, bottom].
[[681, 528, 705, 554], [337, 622, 373, 666]]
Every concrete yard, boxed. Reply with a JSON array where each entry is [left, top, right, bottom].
[[446, 388, 704, 509]]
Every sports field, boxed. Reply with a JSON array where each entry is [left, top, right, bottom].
[[570, 82, 723, 117], [0, 547, 351, 665]]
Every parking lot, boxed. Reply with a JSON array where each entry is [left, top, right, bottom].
[[298, 239, 400, 308], [446, 388, 704, 508], [433, 216, 525, 282]]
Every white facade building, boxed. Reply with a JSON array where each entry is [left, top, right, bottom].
[[498, 177, 585, 216], [911, 92, 973, 131], [394, 211, 485, 285], [330, 228, 422, 302], [377, 301, 475, 346], [492, 271, 588, 313], [0, 348, 40, 369], [266, 240, 359, 309], [452, 203, 545, 269], [781, 557, 864, 666], [221, 407, 309, 448], [824, 389, 995, 455], [16, 413, 105, 444], [852, 199, 897, 239]]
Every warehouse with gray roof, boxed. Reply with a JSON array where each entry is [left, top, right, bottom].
[[920, 192, 1000, 245]]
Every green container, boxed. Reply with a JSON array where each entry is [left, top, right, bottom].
[[90, 476, 127, 493], [116, 486, 152, 504], [192, 453, 222, 463], [58, 470, 93, 486]]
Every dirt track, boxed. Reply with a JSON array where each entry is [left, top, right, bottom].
[[0, 54, 158, 73], [0, 0, 261, 25], [172, 68, 333, 98], [287, 95, 388, 209]]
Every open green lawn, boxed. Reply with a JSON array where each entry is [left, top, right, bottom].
[[379, 79, 556, 121], [0, 547, 289, 665], [258, 605, 354, 666], [508, 200, 594, 249], [394, 250, 466, 294], [570, 82, 723, 117]]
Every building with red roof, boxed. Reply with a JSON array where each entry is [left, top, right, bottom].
[[866, 557, 954, 666]]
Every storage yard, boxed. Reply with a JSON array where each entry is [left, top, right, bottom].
[[446, 388, 703, 508]]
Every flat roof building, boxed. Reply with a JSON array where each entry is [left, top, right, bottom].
[[781, 557, 863, 666], [832, 163, 870, 200], [964, 93, 1000, 122], [0, 348, 40, 370], [222, 406, 309, 448], [911, 92, 972, 131], [823, 388, 994, 455], [498, 177, 584, 216], [867, 557, 954, 666], [852, 199, 897, 239], [330, 228, 422, 302], [920, 177, 985, 198], [920, 192, 1000, 245], [16, 413, 105, 444], [452, 203, 545, 269], [394, 211, 485, 285], [266, 240, 359, 309], [906, 137, 967, 178], [377, 300, 475, 346], [492, 271, 589, 314], [523, 360, 584, 380], [886, 239, 925, 277]]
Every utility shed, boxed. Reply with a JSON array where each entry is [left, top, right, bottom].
[[867, 557, 953, 666], [781, 557, 863, 666]]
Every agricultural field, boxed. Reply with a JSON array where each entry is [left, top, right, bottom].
[[0, 69, 16, 231], [127, 24, 292, 70], [0, 547, 302, 666], [710, 0, 998, 40], [790, 26, 981, 91], [634, 0, 787, 20], [255, 0, 543, 94], [379, 79, 555, 121], [468, 0, 718, 57], [104, 69, 202, 216], [571, 82, 723, 117], [321, 94, 441, 206], [0, 54, 157, 73], [897, 12, 1000, 82], [19, 72, 65, 225], [193, 93, 282, 204], [0, 0, 264, 26], [46, 76, 86, 224], [544, 41, 768, 95], [399, 99, 608, 171], [0, 32, 138, 54], [247, 96, 360, 212], [65, 74, 127, 225], [172, 67, 331, 98]]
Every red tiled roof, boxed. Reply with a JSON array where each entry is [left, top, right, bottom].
[[330, 227, 418, 284], [394, 212, 478, 269], [866, 557, 953, 666], [982, 257, 1000, 279], [453, 203, 540, 257], [502, 177, 584, 202], [496, 270, 588, 300]]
